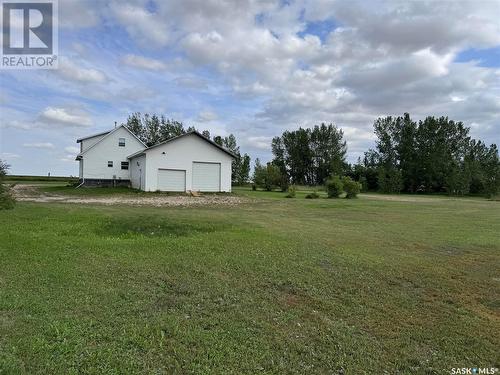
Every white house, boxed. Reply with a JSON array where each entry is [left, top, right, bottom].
[[76, 125, 146, 186], [76, 125, 235, 192]]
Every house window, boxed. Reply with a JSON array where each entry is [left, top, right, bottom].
[[107, 161, 113, 167], [118, 138, 125, 147], [121, 161, 129, 170]]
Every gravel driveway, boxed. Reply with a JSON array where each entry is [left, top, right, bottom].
[[12, 184, 247, 207]]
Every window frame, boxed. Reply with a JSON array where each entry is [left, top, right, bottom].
[[107, 161, 113, 167], [118, 138, 126, 147], [121, 161, 129, 170]]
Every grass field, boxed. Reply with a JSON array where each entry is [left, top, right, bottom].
[[5, 175, 78, 185], [0, 186, 499, 373]]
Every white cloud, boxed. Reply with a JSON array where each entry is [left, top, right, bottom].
[[110, 2, 169, 47], [243, 136, 273, 150], [0, 152, 20, 159], [0, 120, 32, 130], [23, 142, 55, 149], [196, 110, 218, 122], [64, 146, 80, 154], [60, 0, 100, 28], [39, 107, 93, 127], [122, 54, 168, 71], [60, 154, 77, 162], [57, 58, 108, 84]]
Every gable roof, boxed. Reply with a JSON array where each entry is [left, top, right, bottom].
[[76, 125, 147, 160], [127, 131, 237, 159], [76, 130, 110, 143]]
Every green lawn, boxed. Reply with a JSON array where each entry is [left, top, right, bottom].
[[0, 191, 499, 373], [5, 175, 78, 185]]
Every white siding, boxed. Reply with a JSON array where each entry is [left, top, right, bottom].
[[80, 126, 144, 180], [80, 133, 107, 152], [130, 155, 146, 189], [133, 134, 233, 192]]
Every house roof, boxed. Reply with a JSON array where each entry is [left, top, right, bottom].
[[76, 130, 111, 143], [127, 131, 238, 160], [76, 125, 147, 160]]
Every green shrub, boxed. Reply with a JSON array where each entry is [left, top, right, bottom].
[[325, 176, 343, 198], [253, 160, 282, 191], [279, 176, 289, 192], [342, 176, 361, 199], [0, 160, 15, 210], [305, 191, 320, 199], [285, 185, 296, 198]]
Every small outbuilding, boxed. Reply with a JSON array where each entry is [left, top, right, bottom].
[[128, 132, 235, 192]]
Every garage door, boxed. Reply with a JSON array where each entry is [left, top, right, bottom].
[[192, 162, 221, 192], [157, 169, 186, 192]]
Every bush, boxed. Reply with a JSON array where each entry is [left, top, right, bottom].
[[0, 160, 15, 210], [254, 161, 283, 191], [325, 176, 343, 198], [343, 176, 361, 199], [305, 191, 320, 199], [285, 185, 296, 198], [279, 176, 289, 192]]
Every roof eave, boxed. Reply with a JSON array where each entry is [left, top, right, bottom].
[[127, 151, 146, 159], [76, 130, 110, 143]]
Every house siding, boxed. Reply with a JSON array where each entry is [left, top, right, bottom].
[[80, 127, 144, 181], [130, 155, 146, 189], [80, 134, 107, 152]]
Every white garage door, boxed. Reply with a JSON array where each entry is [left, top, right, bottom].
[[192, 162, 221, 192], [157, 169, 186, 192]]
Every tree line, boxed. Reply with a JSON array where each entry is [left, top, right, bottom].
[[354, 114, 500, 197], [254, 114, 499, 198], [123, 113, 251, 185]]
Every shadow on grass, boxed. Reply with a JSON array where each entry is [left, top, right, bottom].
[[96, 215, 229, 238]]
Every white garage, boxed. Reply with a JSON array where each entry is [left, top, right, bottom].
[[157, 169, 186, 192], [128, 131, 235, 192]]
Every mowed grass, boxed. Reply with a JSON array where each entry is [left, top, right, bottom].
[[0, 193, 499, 374], [5, 175, 78, 186]]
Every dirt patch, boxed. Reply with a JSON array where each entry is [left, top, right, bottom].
[[11, 184, 247, 207]]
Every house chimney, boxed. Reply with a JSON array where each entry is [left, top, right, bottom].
[[114, 121, 117, 128]]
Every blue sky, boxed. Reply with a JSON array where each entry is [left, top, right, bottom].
[[1, 0, 499, 176]]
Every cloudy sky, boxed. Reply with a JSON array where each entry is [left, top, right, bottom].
[[1, 0, 499, 176]]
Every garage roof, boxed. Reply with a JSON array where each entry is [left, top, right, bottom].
[[127, 131, 238, 159]]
